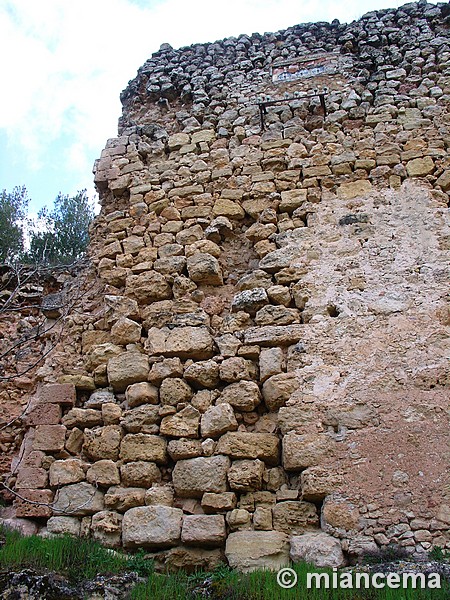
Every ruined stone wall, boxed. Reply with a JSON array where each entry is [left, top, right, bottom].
[[5, 1, 450, 571]]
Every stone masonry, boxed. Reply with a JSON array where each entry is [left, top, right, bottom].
[[4, 1, 450, 572]]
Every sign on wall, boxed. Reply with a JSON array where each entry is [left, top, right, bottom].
[[271, 54, 338, 84]]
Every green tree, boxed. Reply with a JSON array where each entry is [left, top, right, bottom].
[[28, 190, 95, 265], [0, 186, 29, 263]]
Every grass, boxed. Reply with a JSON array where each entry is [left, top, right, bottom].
[[0, 526, 449, 599]]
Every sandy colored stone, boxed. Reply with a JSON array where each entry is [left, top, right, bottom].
[[184, 360, 220, 388], [160, 406, 200, 438], [101, 403, 122, 425], [215, 432, 280, 465], [125, 271, 172, 303], [104, 487, 146, 512], [227, 459, 265, 492], [181, 515, 226, 547], [301, 467, 342, 501], [146, 326, 214, 359], [218, 381, 261, 412], [83, 425, 122, 461], [145, 486, 174, 506], [242, 325, 303, 346], [213, 198, 245, 219], [187, 253, 223, 285], [53, 482, 105, 516], [279, 188, 307, 213], [225, 531, 290, 572], [321, 497, 360, 531], [406, 156, 435, 177], [120, 461, 161, 487], [15, 467, 48, 490], [283, 433, 333, 471], [259, 347, 284, 382], [167, 439, 203, 460], [91, 510, 123, 548], [159, 377, 193, 406], [122, 505, 183, 549], [47, 516, 81, 536], [200, 403, 238, 439], [49, 459, 86, 487], [290, 532, 345, 568], [262, 373, 299, 411], [219, 357, 254, 383], [111, 317, 142, 345], [62, 408, 103, 429], [33, 425, 67, 453], [337, 179, 372, 200], [272, 501, 319, 534], [107, 352, 149, 392], [87, 460, 121, 487], [201, 492, 237, 513], [172, 455, 230, 498], [120, 405, 160, 433], [120, 433, 167, 464]]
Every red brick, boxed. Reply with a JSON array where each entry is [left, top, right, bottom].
[[33, 425, 67, 452], [14, 489, 54, 518], [39, 384, 76, 406]]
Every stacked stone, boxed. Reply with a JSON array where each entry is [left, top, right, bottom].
[[8, 1, 450, 570]]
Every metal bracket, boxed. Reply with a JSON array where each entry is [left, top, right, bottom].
[[256, 90, 327, 130]]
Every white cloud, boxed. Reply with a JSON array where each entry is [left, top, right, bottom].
[[0, 0, 441, 207]]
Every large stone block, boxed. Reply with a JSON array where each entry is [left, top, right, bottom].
[[201, 492, 237, 513], [83, 425, 122, 461], [200, 403, 238, 439], [53, 482, 105, 516], [39, 384, 76, 406], [87, 460, 121, 487], [125, 381, 159, 407], [91, 511, 123, 548], [215, 432, 280, 466], [227, 459, 265, 492], [406, 156, 435, 177], [218, 381, 261, 412], [62, 408, 103, 429], [24, 403, 62, 426], [33, 425, 67, 452], [290, 532, 345, 568], [225, 531, 290, 572], [104, 487, 146, 512], [146, 326, 214, 359], [173, 455, 230, 498], [160, 406, 200, 438], [49, 459, 85, 487], [107, 352, 149, 392], [301, 467, 342, 501], [273, 501, 319, 534], [122, 505, 183, 549], [46, 516, 81, 536], [14, 489, 54, 518], [282, 433, 333, 471], [187, 253, 223, 285], [337, 179, 372, 200], [120, 433, 168, 464], [120, 461, 161, 487], [262, 373, 299, 411], [15, 467, 48, 490], [125, 271, 172, 303], [242, 325, 303, 346], [120, 405, 160, 434], [181, 515, 226, 547]]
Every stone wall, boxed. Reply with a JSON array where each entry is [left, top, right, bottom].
[[4, 1, 450, 571]]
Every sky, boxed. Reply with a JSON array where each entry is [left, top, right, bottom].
[[0, 0, 441, 214]]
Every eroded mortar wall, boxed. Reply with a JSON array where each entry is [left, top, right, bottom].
[[6, 1, 450, 570]]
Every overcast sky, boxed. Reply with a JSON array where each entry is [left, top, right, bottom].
[[0, 0, 440, 213]]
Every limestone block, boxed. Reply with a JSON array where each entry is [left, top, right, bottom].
[[219, 357, 255, 382], [53, 482, 105, 516], [121, 406, 159, 435], [337, 180, 372, 200], [83, 425, 122, 461], [282, 433, 333, 471], [259, 347, 284, 382], [86, 460, 121, 487], [214, 334, 241, 357], [147, 326, 214, 360], [273, 501, 319, 534], [201, 492, 237, 513], [200, 403, 238, 439], [215, 432, 280, 465], [14, 489, 54, 518], [187, 253, 223, 285], [237, 271, 272, 291], [49, 459, 86, 487], [24, 403, 62, 426], [91, 511, 123, 548], [253, 507, 273, 530], [85, 389, 116, 409], [181, 515, 226, 547], [62, 408, 103, 429], [15, 467, 48, 490], [262, 373, 299, 411], [85, 343, 123, 371], [323, 403, 379, 429], [104, 487, 146, 512], [164, 547, 224, 573], [226, 508, 252, 531], [258, 246, 303, 273], [242, 198, 274, 218], [120, 433, 168, 464], [406, 156, 435, 176], [39, 384, 76, 406], [290, 532, 345, 568], [213, 198, 245, 219], [321, 497, 360, 531], [66, 428, 84, 454], [47, 516, 81, 536], [255, 305, 300, 326], [102, 403, 122, 425], [301, 467, 342, 501], [436, 170, 450, 191], [184, 360, 220, 388], [120, 461, 161, 488], [225, 531, 290, 572], [231, 288, 268, 315], [167, 439, 203, 460], [122, 505, 183, 549], [218, 381, 261, 412], [242, 325, 303, 346], [111, 317, 142, 345], [279, 189, 307, 213], [160, 406, 200, 438], [172, 455, 230, 498], [107, 352, 149, 392], [228, 459, 265, 492], [168, 132, 190, 150], [125, 271, 172, 303], [145, 486, 174, 507], [159, 377, 193, 406], [33, 425, 67, 453], [147, 357, 184, 384]]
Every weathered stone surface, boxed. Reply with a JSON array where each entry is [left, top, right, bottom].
[[104, 487, 146, 512], [290, 532, 345, 568], [231, 288, 268, 315], [121, 405, 160, 434], [187, 253, 223, 285], [146, 326, 214, 359], [85, 389, 116, 409], [122, 505, 183, 549], [83, 426, 122, 461], [39, 384, 76, 406], [148, 357, 184, 384], [262, 373, 299, 411], [15, 467, 48, 489], [184, 360, 220, 388], [125, 382, 159, 407], [218, 381, 261, 412], [87, 460, 121, 487], [321, 497, 360, 532], [259, 347, 284, 382], [91, 510, 123, 548], [159, 377, 193, 405], [279, 189, 307, 213], [225, 531, 290, 572], [301, 467, 342, 501], [160, 406, 200, 438], [107, 352, 149, 392], [283, 433, 333, 471], [145, 486, 174, 507], [272, 501, 319, 534], [14, 489, 54, 518], [201, 492, 237, 513], [53, 482, 105, 516], [227, 459, 265, 492], [242, 325, 303, 346], [337, 180, 372, 200], [33, 425, 66, 452], [62, 408, 103, 429], [24, 403, 62, 426], [120, 461, 161, 487], [167, 438, 203, 460], [49, 459, 86, 487], [181, 515, 226, 547], [200, 403, 238, 439], [111, 317, 142, 345], [406, 156, 435, 177], [172, 455, 230, 498], [219, 357, 255, 383], [125, 271, 172, 303], [120, 434, 167, 464], [46, 516, 81, 536], [215, 432, 280, 465]]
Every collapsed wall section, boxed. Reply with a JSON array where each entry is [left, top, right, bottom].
[[4, 1, 450, 570]]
